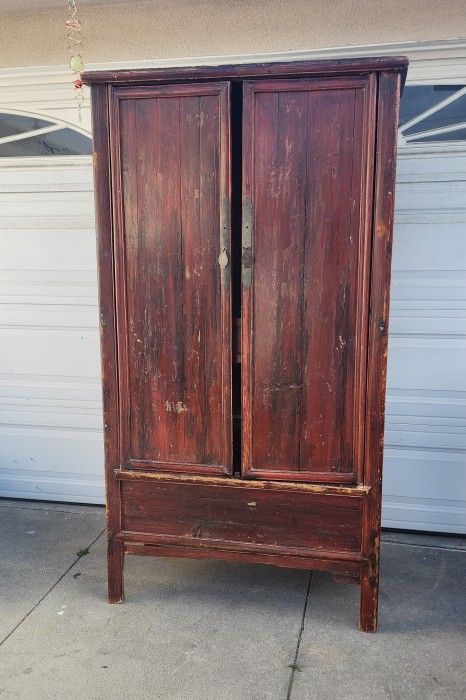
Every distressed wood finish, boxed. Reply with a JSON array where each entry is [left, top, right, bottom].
[[124, 544, 362, 576], [360, 71, 402, 633], [110, 82, 232, 475], [90, 84, 124, 603], [114, 468, 370, 495], [82, 55, 408, 86], [120, 478, 363, 555], [242, 77, 375, 483], [84, 56, 406, 631]]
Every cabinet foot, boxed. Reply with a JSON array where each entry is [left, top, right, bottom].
[[108, 538, 124, 603], [359, 567, 379, 632]]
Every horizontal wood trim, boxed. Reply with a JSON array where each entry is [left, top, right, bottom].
[[127, 460, 230, 476], [82, 56, 408, 86], [244, 469, 358, 484], [119, 531, 366, 561], [241, 76, 371, 93], [113, 81, 231, 100], [124, 543, 363, 575], [114, 469, 370, 497]]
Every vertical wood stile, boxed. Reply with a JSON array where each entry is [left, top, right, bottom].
[[90, 84, 124, 602], [360, 71, 402, 632]]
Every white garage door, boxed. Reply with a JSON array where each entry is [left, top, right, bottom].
[[0, 85, 464, 534], [0, 112, 105, 503], [382, 84, 466, 534]]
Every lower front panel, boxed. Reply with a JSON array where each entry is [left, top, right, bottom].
[[119, 476, 364, 560]]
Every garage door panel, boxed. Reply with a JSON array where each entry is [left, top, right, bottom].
[[383, 145, 466, 533], [0, 441, 104, 504], [386, 386, 466, 458], [0, 388, 104, 502], [0, 374, 101, 407], [0, 190, 91, 211], [0, 329, 101, 376], [396, 151, 466, 179], [388, 388, 466, 417], [0, 216, 94, 231], [0, 401, 102, 432], [388, 338, 466, 391], [0, 233, 97, 271], [392, 224, 466, 271], [390, 313, 466, 336], [395, 180, 465, 222], [383, 448, 466, 533], [0, 163, 93, 189], [0, 159, 104, 504], [385, 423, 466, 452], [0, 268, 97, 317], [384, 448, 466, 500], [1, 306, 98, 328]]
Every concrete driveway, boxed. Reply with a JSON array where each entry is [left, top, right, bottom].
[[0, 498, 465, 699]]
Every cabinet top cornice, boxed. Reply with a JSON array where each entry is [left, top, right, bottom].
[[82, 55, 408, 89]]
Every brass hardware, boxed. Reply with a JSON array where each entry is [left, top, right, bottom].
[[219, 196, 231, 290], [218, 248, 229, 269], [242, 247, 253, 269], [242, 195, 253, 288]]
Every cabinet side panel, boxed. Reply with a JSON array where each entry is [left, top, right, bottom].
[[111, 83, 232, 474], [90, 84, 123, 600], [361, 72, 402, 631]]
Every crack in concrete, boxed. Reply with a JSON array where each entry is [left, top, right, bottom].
[[286, 572, 312, 700], [0, 529, 105, 648]]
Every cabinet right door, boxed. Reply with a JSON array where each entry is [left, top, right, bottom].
[[241, 76, 376, 483]]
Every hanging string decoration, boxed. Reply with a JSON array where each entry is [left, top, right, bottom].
[[66, 0, 85, 120]]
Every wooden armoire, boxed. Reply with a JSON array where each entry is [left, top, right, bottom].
[[83, 56, 407, 632]]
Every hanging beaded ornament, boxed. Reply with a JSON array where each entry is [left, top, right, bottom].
[[66, 0, 84, 119]]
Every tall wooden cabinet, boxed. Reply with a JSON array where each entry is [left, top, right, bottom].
[[83, 56, 407, 632]]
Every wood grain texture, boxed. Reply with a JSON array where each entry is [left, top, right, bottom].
[[242, 77, 376, 483], [360, 71, 402, 633], [82, 55, 408, 86], [110, 82, 232, 475], [124, 544, 362, 576], [90, 84, 124, 603], [120, 478, 363, 555], [114, 468, 370, 496]]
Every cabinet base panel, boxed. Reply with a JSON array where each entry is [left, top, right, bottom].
[[124, 541, 362, 575], [109, 473, 380, 630], [114, 540, 378, 632]]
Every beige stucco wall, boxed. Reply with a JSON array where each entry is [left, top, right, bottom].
[[1, 0, 465, 69]]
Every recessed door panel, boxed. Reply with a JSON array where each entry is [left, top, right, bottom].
[[242, 76, 376, 483], [111, 82, 232, 475]]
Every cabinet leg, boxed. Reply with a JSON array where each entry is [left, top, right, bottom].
[[107, 538, 124, 603], [359, 564, 379, 632]]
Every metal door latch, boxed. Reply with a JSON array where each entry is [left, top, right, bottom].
[[218, 248, 229, 269]]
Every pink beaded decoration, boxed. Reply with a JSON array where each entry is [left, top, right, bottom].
[[67, 0, 84, 119]]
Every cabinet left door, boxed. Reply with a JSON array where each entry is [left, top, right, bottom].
[[109, 82, 232, 475]]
